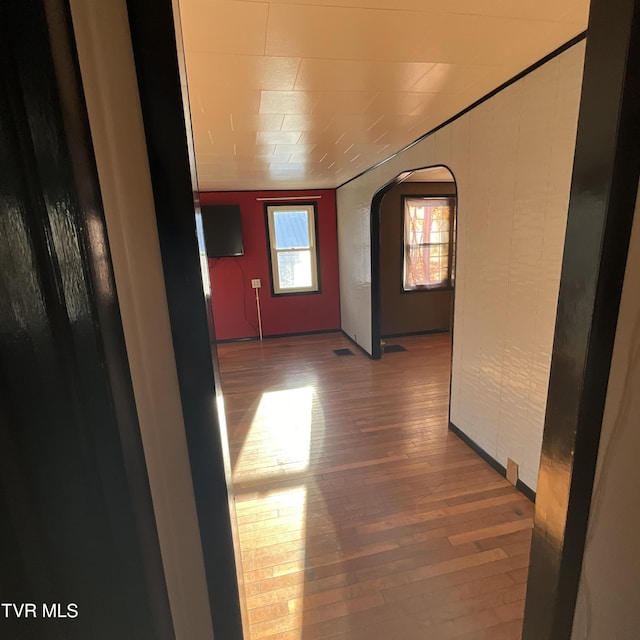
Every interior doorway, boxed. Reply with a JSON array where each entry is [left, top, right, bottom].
[[213, 165, 537, 639], [370, 166, 457, 360]]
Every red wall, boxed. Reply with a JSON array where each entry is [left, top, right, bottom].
[[200, 189, 340, 341]]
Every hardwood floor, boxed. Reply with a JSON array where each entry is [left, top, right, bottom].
[[217, 332, 533, 640]]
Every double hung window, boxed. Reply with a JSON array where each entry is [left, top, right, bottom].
[[403, 196, 455, 290], [266, 203, 319, 295]]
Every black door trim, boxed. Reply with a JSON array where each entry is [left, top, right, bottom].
[[522, 0, 640, 637], [370, 165, 457, 359], [1, 0, 174, 636], [125, 0, 244, 638]]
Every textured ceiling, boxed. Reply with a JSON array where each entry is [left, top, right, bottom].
[[403, 167, 455, 183], [177, 0, 589, 192]]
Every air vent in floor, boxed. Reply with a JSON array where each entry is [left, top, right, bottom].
[[383, 344, 407, 353]]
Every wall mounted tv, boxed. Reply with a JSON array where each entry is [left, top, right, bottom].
[[201, 204, 244, 257]]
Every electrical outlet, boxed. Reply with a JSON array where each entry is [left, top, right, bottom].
[[251, 279, 261, 289], [506, 458, 519, 486]]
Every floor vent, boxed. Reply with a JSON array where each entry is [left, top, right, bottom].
[[384, 344, 407, 353], [333, 348, 355, 356]]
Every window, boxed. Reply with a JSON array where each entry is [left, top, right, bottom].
[[266, 203, 319, 294], [403, 196, 455, 290]]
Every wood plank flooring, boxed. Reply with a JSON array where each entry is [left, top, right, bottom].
[[217, 332, 533, 640]]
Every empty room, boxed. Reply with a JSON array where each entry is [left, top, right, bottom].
[[3, 1, 640, 640]]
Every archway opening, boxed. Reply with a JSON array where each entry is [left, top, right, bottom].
[[370, 165, 457, 359]]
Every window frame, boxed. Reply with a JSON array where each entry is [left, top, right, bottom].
[[265, 202, 321, 296], [401, 194, 456, 293]]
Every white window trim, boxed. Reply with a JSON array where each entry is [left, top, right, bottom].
[[266, 203, 319, 295]]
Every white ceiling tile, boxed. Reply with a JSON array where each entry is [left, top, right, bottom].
[[281, 114, 325, 131], [324, 114, 385, 133], [368, 114, 429, 135], [185, 53, 300, 91], [260, 91, 319, 114], [349, 143, 392, 157], [311, 91, 378, 115], [195, 87, 261, 115], [180, 0, 269, 56], [178, 0, 589, 190], [273, 143, 317, 156], [297, 130, 343, 145], [294, 59, 436, 91], [410, 63, 501, 93], [265, 4, 580, 64], [264, 0, 586, 22], [366, 92, 438, 116], [230, 114, 284, 132], [256, 131, 302, 145]]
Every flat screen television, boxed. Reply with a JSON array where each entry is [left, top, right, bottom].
[[201, 204, 244, 257]]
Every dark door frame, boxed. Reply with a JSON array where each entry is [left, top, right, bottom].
[[124, 0, 245, 638], [1, 1, 173, 637], [124, 0, 640, 639], [522, 0, 640, 636]]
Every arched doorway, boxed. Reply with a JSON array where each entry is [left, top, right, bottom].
[[370, 165, 457, 359]]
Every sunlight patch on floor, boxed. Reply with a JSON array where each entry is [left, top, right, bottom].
[[238, 485, 308, 638], [234, 386, 315, 482]]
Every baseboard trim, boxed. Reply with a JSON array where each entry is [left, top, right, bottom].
[[381, 328, 449, 339], [215, 328, 339, 344], [215, 336, 259, 344], [448, 422, 536, 503], [340, 330, 374, 359]]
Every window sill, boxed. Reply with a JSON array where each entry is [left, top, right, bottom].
[[272, 288, 322, 298], [402, 284, 454, 294]]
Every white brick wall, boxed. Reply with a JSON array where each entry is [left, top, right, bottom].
[[337, 41, 586, 490]]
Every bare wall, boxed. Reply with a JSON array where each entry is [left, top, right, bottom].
[[571, 187, 640, 640], [336, 41, 585, 490], [379, 181, 455, 337]]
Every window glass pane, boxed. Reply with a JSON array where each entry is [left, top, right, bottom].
[[429, 206, 450, 244], [277, 250, 313, 289], [405, 244, 449, 288], [273, 210, 310, 249], [404, 196, 454, 290]]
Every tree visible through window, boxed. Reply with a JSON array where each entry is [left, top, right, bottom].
[[403, 196, 455, 290], [266, 203, 319, 294]]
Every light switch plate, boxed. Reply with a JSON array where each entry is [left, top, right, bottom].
[[251, 279, 261, 288]]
